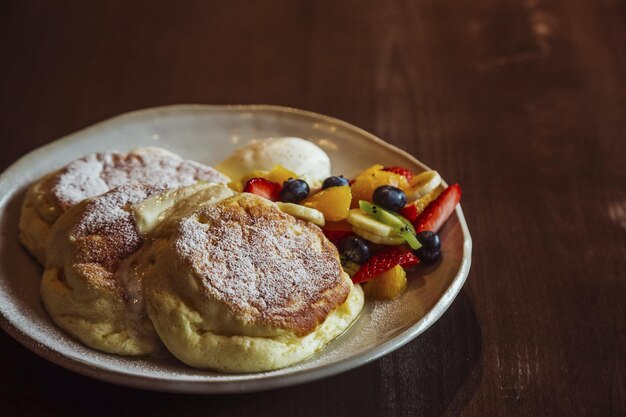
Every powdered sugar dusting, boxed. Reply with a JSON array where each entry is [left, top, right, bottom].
[[174, 195, 348, 333], [71, 184, 165, 271], [52, 148, 227, 210]]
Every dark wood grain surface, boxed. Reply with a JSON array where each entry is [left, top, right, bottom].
[[1, 1, 624, 416]]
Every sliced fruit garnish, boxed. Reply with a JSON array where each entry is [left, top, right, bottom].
[[400, 187, 443, 222], [243, 177, 281, 201], [382, 166, 413, 182], [362, 265, 407, 299], [350, 164, 410, 208], [347, 209, 396, 237], [240, 165, 298, 185], [240, 169, 270, 184], [406, 170, 442, 201], [414, 183, 462, 233], [303, 185, 351, 221], [227, 181, 243, 193], [352, 227, 406, 245], [322, 229, 354, 245], [400, 204, 419, 223], [266, 165, 298, 185], [359, 201, 421, 250], [276, 202, 325, 226], [353, 246, 419, 283]]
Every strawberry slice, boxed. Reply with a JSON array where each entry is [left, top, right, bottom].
[[414, 184, 461, 233], [243, 177, 281, 201], [322, 229, 354, 245], [400, 204, 419, 223], [352, 246, 419, 284], [383, 166, 413, 182]]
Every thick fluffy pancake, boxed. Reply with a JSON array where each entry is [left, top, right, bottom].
[[20, 147, 228, 263], [40, 184, 167, 355], [137, 193, 364, 372]]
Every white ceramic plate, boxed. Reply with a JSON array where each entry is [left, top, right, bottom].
[[0, 105, 471, 393]]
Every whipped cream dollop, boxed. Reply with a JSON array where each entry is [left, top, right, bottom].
[[215, 137, 332, 187]]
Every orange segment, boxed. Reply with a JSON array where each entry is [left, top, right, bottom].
[[266, 165, 298, 185], [240, 165, 298, 186], [227, 181, 243, 193], [303, 185, 352, 222], [355, 164, 385, 177], [350, 165, 410, 207], [362, 265, 407, 300], [413, 186, 443, 214]]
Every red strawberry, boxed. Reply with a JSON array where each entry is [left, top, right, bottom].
[[400, 204, 419, 223], [414, 184, 461, 233], [383, 166, 413, 182], [322, 229, 354, 245], [352, 246, 419, 284], [243, 177, 281, 201]]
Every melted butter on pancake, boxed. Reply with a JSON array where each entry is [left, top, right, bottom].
[[132, 182, 234, 234]]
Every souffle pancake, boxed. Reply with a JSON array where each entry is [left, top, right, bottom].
[[133, 193, 364, 372], [20, 147, 228, 263]]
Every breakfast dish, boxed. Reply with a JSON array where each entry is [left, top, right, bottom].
[[33, 135, 458, 372], [19, 147, 228, 263], [0, 105, 471, 392]]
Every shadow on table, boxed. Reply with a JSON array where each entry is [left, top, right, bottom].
[[2, 284, 482, 417]]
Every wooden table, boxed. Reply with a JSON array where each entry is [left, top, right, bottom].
[[1, 1, 624, 415]]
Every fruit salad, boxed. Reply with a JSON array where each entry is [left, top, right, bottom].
[[233, 164, 462, 300]]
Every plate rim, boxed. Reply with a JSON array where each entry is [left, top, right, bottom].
[[0, 104, 472, 394]]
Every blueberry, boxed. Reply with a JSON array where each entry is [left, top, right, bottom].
[[415, 231, 441, 263], [280, 178, 310, 203], [338, 236, 371, 264], [372, 185, 407, 212], [322, 175, 350, 189]]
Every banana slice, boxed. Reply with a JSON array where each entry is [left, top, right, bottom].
[[358, 201, 421, 249], [276, 202, 325, 226], [347, 209, 395, 237], [352, 227, 405, 245], [407, 170, 442, 201]]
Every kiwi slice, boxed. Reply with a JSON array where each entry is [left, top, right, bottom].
[[347, 210, 396, 237], [359, 201, 421, 250]]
